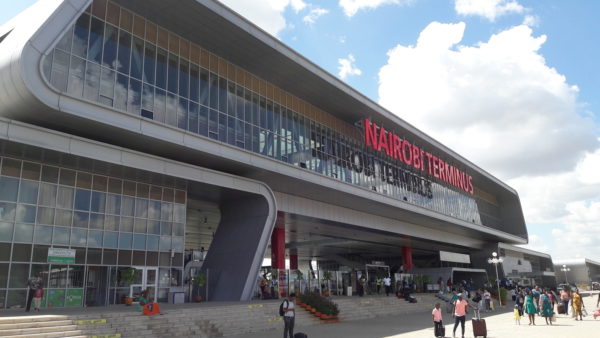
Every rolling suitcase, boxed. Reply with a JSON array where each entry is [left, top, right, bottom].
[[294, 333, 308, 338], [472, 310, 487, 338], [557, 303, 564, 314], [434, 321, 445, 337]]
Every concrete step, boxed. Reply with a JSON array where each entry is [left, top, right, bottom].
[[0, 320, 74, 329]]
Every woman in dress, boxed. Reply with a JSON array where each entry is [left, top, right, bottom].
[[571, 290, 585, 321], [524, 290, 537, 325], [540, 289, 554, 325]]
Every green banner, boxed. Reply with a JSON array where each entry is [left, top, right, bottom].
[[66, 289, 83, 307], [47, 248, 75, 264], [46, 289, 65, 308]]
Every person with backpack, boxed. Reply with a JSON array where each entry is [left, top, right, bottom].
[[281, 293, 296, 338]]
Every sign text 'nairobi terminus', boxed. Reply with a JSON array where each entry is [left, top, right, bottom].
[[363, 119, 474, 194]]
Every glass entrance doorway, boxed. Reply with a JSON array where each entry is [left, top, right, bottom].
[[85, 266, 108, 306], [129, 267, 158, 303]]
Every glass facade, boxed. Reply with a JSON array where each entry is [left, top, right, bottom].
[[41, 0, 486, 226], [0, 155, 186, 308]]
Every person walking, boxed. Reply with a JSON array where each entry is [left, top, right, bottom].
[[524, 290, 537, 325], [513, 304, 521, 325], [540, 289, 554, 325], [32, 284, 44, 312], [26, 272, 43, 312], [383, 276, 392, 296], [571, 290, 585, 321], [452, 293, 470, 338], [432, 302, 444, 337], [483, 289, 491, 312], [282, 293, 296, 338], [376, 277, 382, 294], [516, 290, 525, 316], [560, 288, 570, 315]]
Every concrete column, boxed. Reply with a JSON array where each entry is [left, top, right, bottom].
[[271, 227, 285, 269]]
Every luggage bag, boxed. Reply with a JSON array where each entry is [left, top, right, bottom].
[[294, 333, 308, 338], [434, 321, 445, 337], [557, 303, 564, 314], [472, 310, 487, 338]]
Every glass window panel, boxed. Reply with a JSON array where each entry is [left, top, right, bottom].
[[199, 105, 208, 136], [190, 64, 199, 102], [0, 242, 10, 260], [121, 196, 134, 216], [178, 60, 189, 98], [115, 73, 128, 111], [146, 235, 159, 251], [147, 220, 160, 235], [118, 250, 132, 265], [16, 205, 36, 223], [103, 249, 116, 265], [167, 53, 178, 93], [143, 43, 156, 84], [172, 237, 183, 252], [159, 236, 171, 251], [68, 265, 85, 287], [56, 25, 74, 52], [50, 49, 69, 91], [87, 247, 102, 264], [90, 191, 106, 213], [127, 78, 141, 114], [166, 92, 178, 126], [32, 244, 50, 262], [72, 13, 90, 58], [135, 198, 148, 218], [76, 172, 92, 189], [55, 209, 73, 227], [14, 223, 34, 243], [142, 83, 154, 114], [12, 243, 31, 262], [89, 213, 104, 229], [218, 77, 227, 112], [188, 102, 199, 133], [117, 30, 131, 74], [160, 202, 172, 221], [209, 72, 218, 109], [0, 263, 8, 288], [48, 265, 68, 288], [0, 176, 19, 201], [120, 217, 133, 232], [104, 215, 119, 231], [132, 250, 145, 265], [53, 226, 70, 245], [103, 231, 118, 248], [134, 218, 146, 233], [7, 290, 27, 308], [34, 225, 53, 244], [37, 207, 54, 224], [172, 223, 184, 237], [19, 180, 38, 204], [148, 200, 160, 220], [74, 189, 91, 211], [22, 162, 41, 180], [102, 24, 118, 69], [88, 17, 104, 63], [199, 68, 209, 106], [9, 263, 30, 288], [0, 222, 13, 242], [84, 61, 101, 101], [99, 67, 115, 105], [106, 194, 121, 215], [71, 228, 87, 246], [173, 204, 185, 223], [68, 55, 86, 97], [154, 88, 166, 123], [0, 202, 16, 221], [108, 178, 122, 194], [1, 159, 21, 177], [88, 230, 103, 247], [59, 169, 76, 186], [38, 183, 57, 207], [56, 186, 74, 209], [119, 232, 133, 249], [130, 37, 144, 79], [160, 222, 171, 236], [156, 48, 168, 90], [133, 234, 146, 250], [177, 98, 188, 129], [73, 211, 89, 228]]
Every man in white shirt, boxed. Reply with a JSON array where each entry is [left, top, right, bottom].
[[483, 290, 491, 312], [283, 293, 296, 338], [383, 276, 392, 296]]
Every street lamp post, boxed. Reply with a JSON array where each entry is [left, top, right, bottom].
[[488, 252, 503, 307], [560, 264, 570, 284]]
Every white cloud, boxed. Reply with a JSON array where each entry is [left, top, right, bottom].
[[338, 54, 362, 79], [303, 8, 329, 24], [291, 0, 308, 12], [378, 22, 600, 261], [339, 0, 413, 18], [455, 0, 525, 21], [523, 14, 540, 27]]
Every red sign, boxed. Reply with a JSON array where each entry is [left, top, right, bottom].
[[364, 119, 474, 194]]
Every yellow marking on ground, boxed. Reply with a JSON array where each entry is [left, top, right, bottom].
[[267, 317, 283, 322], [76, 318, 107, 325], [248, 304, 264, 309]]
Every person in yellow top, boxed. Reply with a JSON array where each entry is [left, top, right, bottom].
[[571, 290, 585, 321], [513, 304, 521, 325]]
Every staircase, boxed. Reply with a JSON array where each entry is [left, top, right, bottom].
[[0, 315, 119, 337], [334, 294, 438, 321]]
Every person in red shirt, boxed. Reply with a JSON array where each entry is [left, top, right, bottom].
[[453, 293, 472, 338]]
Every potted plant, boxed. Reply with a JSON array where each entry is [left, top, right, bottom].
[[322, 271, 332, 297], [120, 268, 137, 305], [192, 272, 207, 302]]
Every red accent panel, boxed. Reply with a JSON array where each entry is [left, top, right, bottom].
[[271, 227, 285, 269], [402, 246, 414, 271], [290, 254, 298, 270]]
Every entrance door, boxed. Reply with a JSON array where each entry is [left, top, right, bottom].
[[129, 267, 158, 302], [85, 266, 108, 306]]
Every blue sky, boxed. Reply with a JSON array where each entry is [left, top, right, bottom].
[[3, 0, 600, 262]]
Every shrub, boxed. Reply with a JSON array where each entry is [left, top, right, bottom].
[[298, 292, 340, 316]]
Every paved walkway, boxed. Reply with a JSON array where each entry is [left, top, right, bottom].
[[235, 293, 600, 338]]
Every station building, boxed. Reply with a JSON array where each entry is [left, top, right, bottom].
[[554, 259, 600, 288], [0, 0, 532, 308]]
